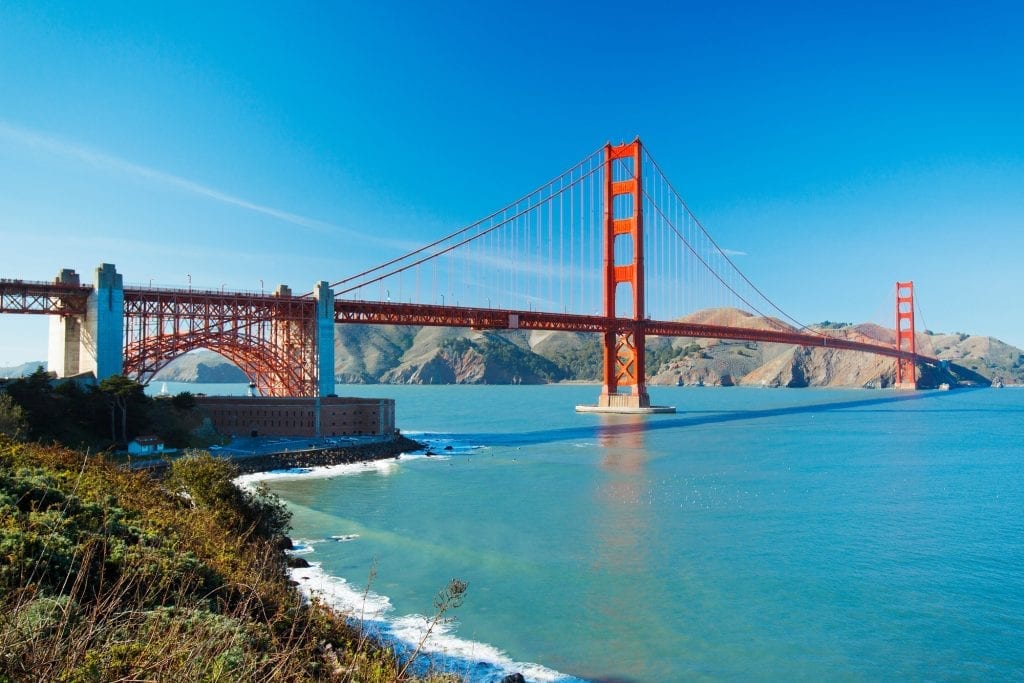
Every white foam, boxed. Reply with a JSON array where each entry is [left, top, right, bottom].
[[388, 614, 571, 682], [400, 451, 451, 462], [235, 458, 401, 488], [290, 561, 393, 621], [287, 562, 578, 682], [288, 540, 320, 554]]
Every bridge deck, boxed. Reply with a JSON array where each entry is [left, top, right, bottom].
[[333, 300, 931, 364], [0, 281, 932, 365]]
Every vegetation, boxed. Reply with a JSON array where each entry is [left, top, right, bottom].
[[0, 440, 457, 681], [437, 336, 569, 382], [478, 337, 567, 382], [0, 369, 216, 452], [646, 341, 704, 374], [0, 395, 27, 441], [545, 337, 602, 380]]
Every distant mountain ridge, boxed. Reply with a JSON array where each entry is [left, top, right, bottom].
[[0, 361, 47, 379], [5, 308, 1021, 388]]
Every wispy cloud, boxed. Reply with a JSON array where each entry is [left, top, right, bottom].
[[722, 248, 748, 257], [0, 119, 356, 237]]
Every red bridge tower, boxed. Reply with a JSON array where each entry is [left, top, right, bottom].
[[592, 139, 666, 411], [895, 280, 917, 389]]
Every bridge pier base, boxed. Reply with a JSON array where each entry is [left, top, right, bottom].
[[46, 264, 123, 382], [577, 390, 675, 415]]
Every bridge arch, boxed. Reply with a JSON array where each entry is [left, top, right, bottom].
[[121, 288, 322, 397], [123, 331, 314, 397]]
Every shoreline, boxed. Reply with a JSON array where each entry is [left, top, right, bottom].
[[129, 434, 426, 473], [237, 436, 578, 683], [231, 434, 425, 475]]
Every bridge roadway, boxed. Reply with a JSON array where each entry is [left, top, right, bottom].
[[334, 300, 931, 364], [0, 279, 933, 366]]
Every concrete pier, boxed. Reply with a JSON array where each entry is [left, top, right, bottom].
[[575, 391, 676, 414], [46, 264, 123, 382], [47, 269, 83, 376], [314, 280, 335, 398]]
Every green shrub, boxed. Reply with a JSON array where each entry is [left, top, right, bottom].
[[166, 452, 291, 540]]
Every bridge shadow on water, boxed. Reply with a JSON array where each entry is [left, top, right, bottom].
[[461, 388, 990, 449]]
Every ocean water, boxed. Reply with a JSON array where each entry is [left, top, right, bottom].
[[242, 384, 1024, 682]]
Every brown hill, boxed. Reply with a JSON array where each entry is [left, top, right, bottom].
[[136, 308, 1022, 389]]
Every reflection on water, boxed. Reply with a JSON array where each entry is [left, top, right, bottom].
[[597, 414, 649, 474], [592, 413, 652, 582]]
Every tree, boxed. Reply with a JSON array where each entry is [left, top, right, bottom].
[[170, 391, 196, 411], [4, 367, 57, 441], [96, 376, 149, 445], [0, 394, 28, 440]]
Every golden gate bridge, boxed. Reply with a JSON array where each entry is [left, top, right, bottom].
[[0, 138, 930, 412]]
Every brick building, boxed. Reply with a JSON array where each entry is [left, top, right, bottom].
[[195, 396, 395, 437]]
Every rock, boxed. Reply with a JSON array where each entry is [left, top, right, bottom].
[[287, 556, 310, 568], [444, 445, 453, 451], [500, 674, 526, 683], [276, 535, 294, 550]]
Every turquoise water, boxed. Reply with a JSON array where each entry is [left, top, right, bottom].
[[252, 385, 1024, 681]]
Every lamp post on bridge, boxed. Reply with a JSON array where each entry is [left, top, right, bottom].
[[440, 293, 444, 306], [187, 273, 191, 292], [260, 279, 264, 295]]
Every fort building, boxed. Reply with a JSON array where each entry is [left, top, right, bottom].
[[194, 396, 395, 438]]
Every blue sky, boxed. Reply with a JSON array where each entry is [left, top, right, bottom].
[[2, 1, 1023, 364]]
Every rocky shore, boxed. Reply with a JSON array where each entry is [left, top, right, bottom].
[[232, 434, 425, 475]]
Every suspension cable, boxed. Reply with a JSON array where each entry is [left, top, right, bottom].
[[318, 145, 605, 295], [642, 149, 821, 334], [337, 162, 603, 295]]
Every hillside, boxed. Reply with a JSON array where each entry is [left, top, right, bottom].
[[152, 351, 249, 383], [0, 441, 434, 681], [327, 308, 1022, 389], [8, 309, 1021, 388], [0, 361, 47, 378], [0, 356, 250, 383]]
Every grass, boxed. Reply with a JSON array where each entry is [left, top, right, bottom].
[[0, 436, 460, 681]]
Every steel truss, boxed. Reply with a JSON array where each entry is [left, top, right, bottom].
[[123, 288, 319, 396], [0, 279, 88, 315]]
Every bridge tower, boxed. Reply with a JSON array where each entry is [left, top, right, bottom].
[[47, 268, 83, 377], [895, 280, 917, 390], [597, 139, 651, 410], [47, 263, 123, 382], [314, 280, 335, 397]]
